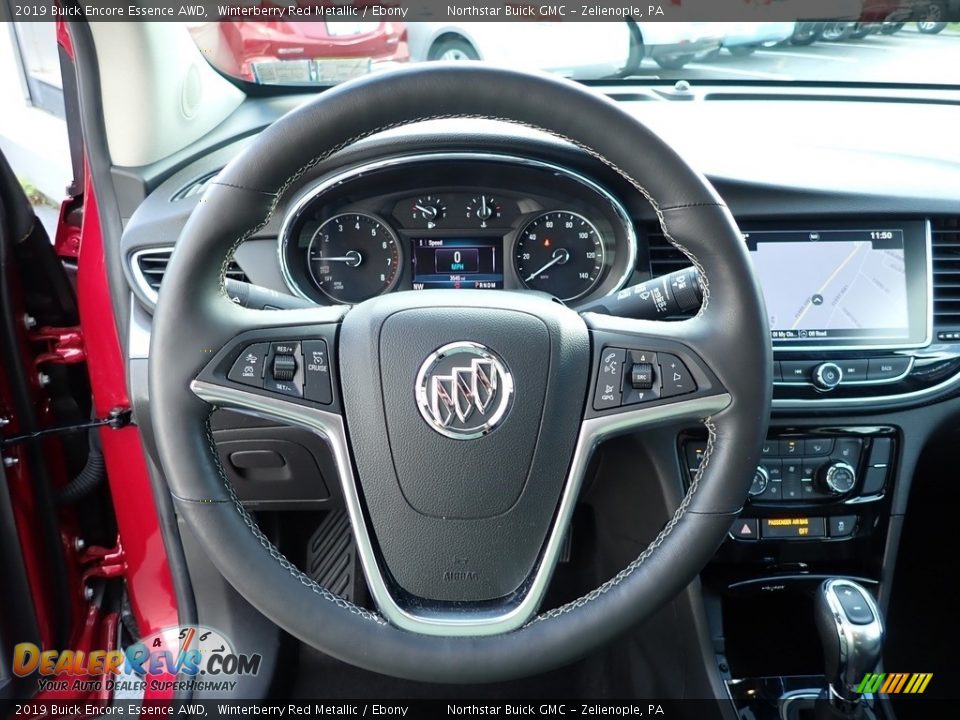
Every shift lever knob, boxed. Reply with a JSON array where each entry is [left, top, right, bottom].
[[815, 579, 884, 708]]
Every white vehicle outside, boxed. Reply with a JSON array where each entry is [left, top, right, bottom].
[[623, 21, 724, 73], [716, 22, 798, 55], [405, 22, 630, 80]]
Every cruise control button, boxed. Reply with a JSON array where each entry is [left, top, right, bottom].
[[594, 348, 626, 410], [658, 354, 696, 398], [228, 343, 270, 388], [264, 378, 302, 397], [272, 353, 298, 382], [302, 340, 333, 405], [867, 357, 910, 381]]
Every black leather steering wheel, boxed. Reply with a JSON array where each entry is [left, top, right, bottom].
[[149, 65, 771, 683]]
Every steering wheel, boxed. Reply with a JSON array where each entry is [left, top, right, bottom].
[[149, 65, 770, 683]]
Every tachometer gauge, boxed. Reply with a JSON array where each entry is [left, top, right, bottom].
[[514, 211, 605, 301], [307, 213, 400, 304]]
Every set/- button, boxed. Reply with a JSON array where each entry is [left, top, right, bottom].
[[264, 342, 302, 397]]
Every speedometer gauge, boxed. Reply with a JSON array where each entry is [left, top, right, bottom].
[[514, 211, 605, 301], [307, 213, 400, 304]]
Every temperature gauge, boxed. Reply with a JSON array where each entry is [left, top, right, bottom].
[[466, 195, 502, 227]]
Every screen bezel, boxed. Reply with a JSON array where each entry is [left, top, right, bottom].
[[743, 220, 932, 351]]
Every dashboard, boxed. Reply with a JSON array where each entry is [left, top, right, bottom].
[[277, 154, 636, 306], [109, 86, 960, 707], [120, 95, 960, 413]]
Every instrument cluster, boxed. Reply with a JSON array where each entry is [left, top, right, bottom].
[[278, 154, 637, 306]]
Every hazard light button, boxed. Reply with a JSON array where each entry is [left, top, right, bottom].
[[730, 517, 759, 541]]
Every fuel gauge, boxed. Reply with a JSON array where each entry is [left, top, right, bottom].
[[411, 195, 447, 227], [466, 195, 502, 227]]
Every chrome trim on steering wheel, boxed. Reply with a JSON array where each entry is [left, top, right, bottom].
[[191, 379, 729, 637]]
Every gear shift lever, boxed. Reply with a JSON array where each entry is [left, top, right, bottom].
[[814, 579, 884, 716]]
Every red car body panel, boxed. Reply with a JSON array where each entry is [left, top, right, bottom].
[[75, 174, 179, 642], [192, 20, 409, 82], [74, 173, 179, 701]]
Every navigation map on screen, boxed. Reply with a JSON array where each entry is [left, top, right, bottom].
[[746, 229, 909, 342]]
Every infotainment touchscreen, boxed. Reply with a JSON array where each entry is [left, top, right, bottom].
[[744, 223, 930, 349]]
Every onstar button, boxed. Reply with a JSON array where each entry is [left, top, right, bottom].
[[228, 343, 270, 388]]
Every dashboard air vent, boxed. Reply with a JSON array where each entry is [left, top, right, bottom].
[[932, 217, 960, 331], [647, 227, 690, 278], [133, 248, 248, 302], [171, 171, 219, 201]]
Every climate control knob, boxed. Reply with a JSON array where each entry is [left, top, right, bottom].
[[813, 362, 843, 391], [748, 465, 770, 497], [819, 461, 857, 495]]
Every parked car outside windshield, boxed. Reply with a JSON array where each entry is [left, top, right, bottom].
[[191, 17, 960, 87]]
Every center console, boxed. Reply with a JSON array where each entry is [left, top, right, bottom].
[[684, 427, 896, 719], [675, 220, 948, 717]]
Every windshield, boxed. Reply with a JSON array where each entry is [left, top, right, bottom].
[[189, 8, 960, 88]]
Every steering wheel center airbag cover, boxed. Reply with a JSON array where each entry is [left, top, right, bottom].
[[340, 290, 588, 602], [150, 64, 771, 682]]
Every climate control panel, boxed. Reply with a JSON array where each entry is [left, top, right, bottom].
[[685, 432, 894, 510]]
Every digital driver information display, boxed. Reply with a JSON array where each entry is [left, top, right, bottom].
[[746, 228, 909, 343], [411, 238, 503, 290]]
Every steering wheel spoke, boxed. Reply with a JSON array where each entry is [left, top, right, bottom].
[[149, 65, 771, 681], [190, 304, 347, 420], [582, 312, 731, 427]]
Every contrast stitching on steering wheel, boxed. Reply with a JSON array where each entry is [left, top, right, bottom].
[[207, 111, 720, 627], [529, 416, 717, 623], [202, 418, 387, 624], [212, 114, 713, 319]]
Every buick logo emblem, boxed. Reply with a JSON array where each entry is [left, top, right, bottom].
[[415, 342, 514, 440]]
